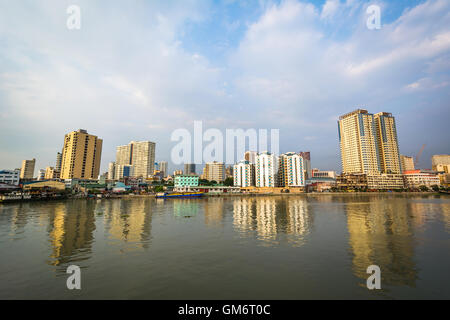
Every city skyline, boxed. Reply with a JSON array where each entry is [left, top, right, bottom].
[[1, 0, 449, 173]]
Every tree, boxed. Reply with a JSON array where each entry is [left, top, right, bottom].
[[224, 177, 233, 186], [419, 185, 429, 192], [431, 185, 440, 192]]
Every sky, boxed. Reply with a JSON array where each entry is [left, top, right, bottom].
[[0, 0, 449, 175]]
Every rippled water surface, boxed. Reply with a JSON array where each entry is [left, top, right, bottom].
[[0, 194, 449, 299]]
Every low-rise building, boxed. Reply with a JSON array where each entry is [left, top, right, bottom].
[[367, 174, 404, 190], [174, 175, 199, 189], [311, 169, 337, 179], [23, 180, 66, 191], [0, 169, 21, 186], [403, 170, 440, 189], [337, 173, 368, 190]]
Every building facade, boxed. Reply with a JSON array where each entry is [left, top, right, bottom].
[[56, 152, 62, 172], [0, 170, 20, 185], [374, 112, 401, 174], [115, 164, 134, 180], [174, 175, 199, 188], [20, 158, 36, 179], [338, 109, 380, 174], [108, 162, 116, 180], [312, 169, 337, 179], [233, 160, 255, 187], [159, 161, 168, 178], [204, 162, 225, 182], [400, 155, 415, 172], [44, 167, 60, 180], [244, 151, 257, 164], [115, 141, 156, 178], [299, 151, 311, 179], [278, 152, 305, 187], [60, 129, 103, 180], [403, 170, 440, 189], [432, 155, 450, 172], [255, 152, 277, 187], [184, 163, 196, 175]]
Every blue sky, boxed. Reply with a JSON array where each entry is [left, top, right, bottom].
[[0, 0, 449, 174]]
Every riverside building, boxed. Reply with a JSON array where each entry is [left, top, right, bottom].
[[255, 152, 278, 187], [233, 160, 255, 187], [115, 141, 156, 178], [60, 129, 103, 180], [278, 152, 306, 187]]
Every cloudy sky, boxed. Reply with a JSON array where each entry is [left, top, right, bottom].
[[0, 0, 449, 174]]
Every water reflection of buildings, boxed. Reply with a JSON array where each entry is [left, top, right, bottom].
[[204, 198, 224, 227], [103, 199, 152, 249], [173, 199, 199, 218], [286, 198, 311, 246], [232, 197, 312, 246], [346, 198, 418, 287], [47, 201, 96, 266]]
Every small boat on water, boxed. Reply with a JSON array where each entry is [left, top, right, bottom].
[[155, 191, 204, 199]]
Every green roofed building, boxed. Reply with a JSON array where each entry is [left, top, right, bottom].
[[174, 175, 199, 188]]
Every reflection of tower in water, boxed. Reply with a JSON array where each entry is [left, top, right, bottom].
[[346, 198, 417, 287], [204, 198, 224, 226], [286, 198, 311, 246], [103, 199, 152, 249], [47, 201, 96, 266], [256, 198, 277, 241], [233, 198, 255, 234]]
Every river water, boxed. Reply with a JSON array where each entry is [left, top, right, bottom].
[[0, 194, 449, 299]]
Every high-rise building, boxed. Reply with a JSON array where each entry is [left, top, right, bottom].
[[184, 163, 196, 175], [60, 129, 103, 180], [338, 109, 381, 174], [37, 169, 46, 181], [55, 152, 62, 172], [44, 167, 60, 180], [20, 158, 35, 179], [244, 151, 257, 164], [255, 152, 278, 187], [204, 162, 225, 182], [299, 151, 311, 179], [159, 161, 168, 177], [233, 160, 255, 187], [432, 155, 450, 172], [400, 155, 415, 173], [108, 162, 116, 180], [374, 112, 401, 174], [115, 164, 134, 180], [115, 141, 155, 178], [278, 152, 306, 187]]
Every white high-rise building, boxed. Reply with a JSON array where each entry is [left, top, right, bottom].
[[108, 162, 116, 180], [233, 160, 255, 187], [278, 152, 305, 187], [255, 152, 278, 187]]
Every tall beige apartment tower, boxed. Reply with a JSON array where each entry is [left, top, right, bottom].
[[115, 141, 156, 178], [338, 110, 380, 174], [374, 112, 401, 174], [60, 129, 103, 180], [20, 158, 36, 179], [204, 161, 225, 182]]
